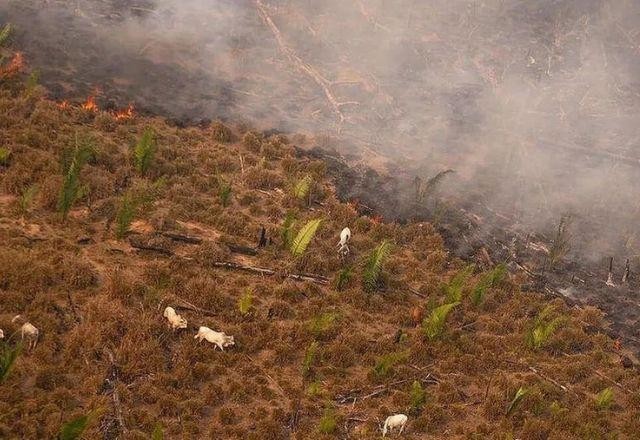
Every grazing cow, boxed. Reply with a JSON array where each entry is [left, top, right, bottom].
[[12, 316, 39, 350], [194, 326, 235, 351], [337, 227, 352, 256], [163, 307, 188, 330], [383, 414, 408, 437]]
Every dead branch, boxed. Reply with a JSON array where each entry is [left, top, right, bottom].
[[211, 261, 329, 285], [225, 243, 258, 256], [592, 370, 632, 394], [173, 298, 217, 317], [101, 349, 127, 434], [527, 366, 570, 393], [255, 0, 350, 124], [128, 238, 173, 256]]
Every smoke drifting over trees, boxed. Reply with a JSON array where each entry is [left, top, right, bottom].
[[3, 0, 640, 260]]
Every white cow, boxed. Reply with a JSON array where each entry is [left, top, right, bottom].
[[12, 316, 39, 350], [0, 329, 4, 339], [383, 414, 408, 437], [163, 307, 188, 330], [337, 227, 352, 256], [194, 326, 235, 351]]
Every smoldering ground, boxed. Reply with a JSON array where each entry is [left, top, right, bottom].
[[3, 0, 640, 262]]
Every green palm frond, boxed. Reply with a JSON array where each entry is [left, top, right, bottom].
[[18, 184, 38, 214], [595, 387, 614, 410], [506, 387, 529, 415], [237, 289, 254, 316], [363, 240, 392, 292], [444, 264, 474, 302], [526, 305, 564, 350], [281, 211, 296, 248], [292, 174, 312, 200], [57, 136, 94, 219], [134, 127, 155, 175], [290, 218, 322, 257], [416, 169, 454, 203], [0, 342, 21, 383], [0, 24, 12, 47], [422, 302, 459, 340], [58, 413, 91, 440], [471, 263, 507, 306]]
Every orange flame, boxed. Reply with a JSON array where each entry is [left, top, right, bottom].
[[0, 52, 25, 78], [81, 95, 98, 112], [57, 100, 70, 110], [114, 103, 135, 120]]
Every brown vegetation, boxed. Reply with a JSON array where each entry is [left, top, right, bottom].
[[0, 56, 639, 439]]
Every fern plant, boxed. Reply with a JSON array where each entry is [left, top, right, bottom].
[[595, 387, 614, 410], [0, 23, 11, 47], [290, 218, 322, 257], [363, 240, 392, 292], [281, 211, 296, 248], [0, 342, 21, 383], [422, 302, 460, 340], [237, 289, 254, 316], [292, 174, 312, 200], [334, 266, 353, 291], [525, 305, 564, 350], [57, 137, 94, 219], [133, 127, 155, 175], [444, 264, 474, 302], [471, 263, 507, 306], [58, 413, 90, 440], [302, 341, 319, 379], [506, 387, 529, 416], [18, 184, 38, 215], [373, 350, 409, 377]]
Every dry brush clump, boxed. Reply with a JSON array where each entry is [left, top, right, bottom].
[[0, 58, 638, 439]]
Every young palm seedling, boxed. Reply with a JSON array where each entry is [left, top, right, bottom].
[[57, 135, 94, 220], [363, 240, 392, 292], [595, 387, 614, 410], [471, 263, 507, 306], [525, 305, 564, 350], [506, 386, 529, 416], [290, 218, 322, 257], [422, 302, 460, 340], [444, 264, 474, 303], [0, 342, 21, 383], [133, 127, 156, 175]]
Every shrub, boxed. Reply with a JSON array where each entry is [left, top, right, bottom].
[[57, 136, 94, 219], [363, 240, 392, 292], [595, 387, 614, 410], [422, 302, 459, 340], [506, 387, 529, 416], [211, 121, 232, 143], [0, 342, 21, 383], [133, 127, 156, 175], [444, 264, 474, 303], [290, 219, 322, 257], [318, 408, 337, 434], [525, 305, 564, 350], [471, 263, 507, 306]]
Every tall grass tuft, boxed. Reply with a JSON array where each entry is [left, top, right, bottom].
[[444, 264, 474, 302], [318, 407, 337, 434], [373, 351, 408, 377], [302, 341, 319, 379], [525, 305, 564, 350], [57, 136, 94, 219], [410, 380, 427, 413], [471, 263, 507, 306], [290, 218, 322, 257], [506, 387, 529, 416], [595, 387, 614, 410], [422, 302, 459, 340], [363, 240, 392, 292], [0, 342, 21, 383], [133, 127, 156, 175], [547, 215, 571, 268], [308, 312, 338, 338]]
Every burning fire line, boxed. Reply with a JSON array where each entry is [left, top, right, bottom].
[[81, 95, 98, 112], [114, 103, 135, 120], [0, 52, 25, 79]]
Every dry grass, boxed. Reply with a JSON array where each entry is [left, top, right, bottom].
[[0, 64, 638, 439]]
